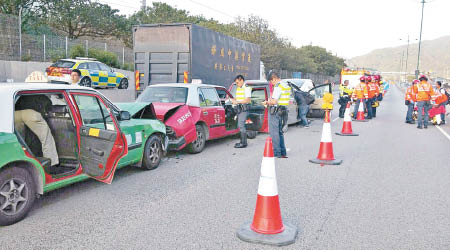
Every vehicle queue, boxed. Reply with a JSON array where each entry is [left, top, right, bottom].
[[0, 68, 337, 226]]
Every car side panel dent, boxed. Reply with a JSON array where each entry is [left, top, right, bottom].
[[165, 105, 199, 146]]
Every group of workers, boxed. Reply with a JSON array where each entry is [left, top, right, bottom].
[[338, 75, 385, 119], [405, 75, 448, 128]]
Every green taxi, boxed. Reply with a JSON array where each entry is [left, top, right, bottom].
[[0, 83, 166, 226]]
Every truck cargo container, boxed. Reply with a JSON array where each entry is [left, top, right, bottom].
[[133, 23, 261, 96]]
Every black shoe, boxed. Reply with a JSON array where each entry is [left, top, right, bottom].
[[339, 116, 344, 118], [424, 126, 428, 129], [234, 132, 248, 148], [277, 155, 288, 158], [234, 143, 247, 148], [417, 126, 423, 129]]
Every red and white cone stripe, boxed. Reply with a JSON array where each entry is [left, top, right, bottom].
[[356, 99, 365, 121], [251, 137, 284, 234], [336, 102, 358, 136]]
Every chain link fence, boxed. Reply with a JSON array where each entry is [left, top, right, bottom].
[[0, 13, 133, 67]]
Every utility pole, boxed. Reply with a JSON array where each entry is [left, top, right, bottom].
[[416, 0, 426, 78], [405, 35, 409, 81], [19, 7, 22, 60]]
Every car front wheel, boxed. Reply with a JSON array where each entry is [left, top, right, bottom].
[[80, 77, 91, 87], [118, 78, 128, 89], [142, 135, 163, 170], [187, 124, 206, 154], [0, 167, 36, 226]]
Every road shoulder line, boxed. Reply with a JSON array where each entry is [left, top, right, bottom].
[[435, 125, 450, 142]]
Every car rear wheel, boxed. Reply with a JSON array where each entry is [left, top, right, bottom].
[[119, 78, 128, 89], [187, 124, 206, 154], [247, 130, 257, 139], [80, 77, 91, 87], [142, 135, 163, 170], [0, 167, 36, 226]]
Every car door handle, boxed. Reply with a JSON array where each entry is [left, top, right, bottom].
[[88, 147, 104, 157], [203, 111, 208, 115]]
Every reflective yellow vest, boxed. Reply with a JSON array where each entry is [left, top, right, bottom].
[[278, 83, 291, 106], [236, 85, 251, 102], [339, 84, 353, 97]]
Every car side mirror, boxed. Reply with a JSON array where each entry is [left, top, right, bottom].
[[119, 111, 131, 121]]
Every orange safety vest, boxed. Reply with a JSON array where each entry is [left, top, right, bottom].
[[413, 81, 434, 102], [432, 88, 448, 104], [352, 82, 368, 99], [368, 82, 379, 98], [405, 86, 416, 102]]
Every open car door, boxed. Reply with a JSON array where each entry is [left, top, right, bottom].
[[71, 93, 127, 184], [308, 83, 333, 118]]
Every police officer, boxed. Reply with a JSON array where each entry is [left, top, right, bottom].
[[338, 80, 353, 118], [232, 75, 252, 148], [263, 71, 291, 158]]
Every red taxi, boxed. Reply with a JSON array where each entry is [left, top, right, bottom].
[[131, 83, 263, 153]]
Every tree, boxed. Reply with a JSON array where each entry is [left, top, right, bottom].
[[40, 0, 127, 39]]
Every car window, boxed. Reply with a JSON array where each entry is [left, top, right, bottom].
[[50, 60, 75, 68], [250, 88, 266, 105], [216, 88, 229, 99], [136, 87, 188, 103], [87, 62, 99, 70], [199, 88, 220, 107], [98, 63, 110, 71], [73, 95, 115, 131], [78, 63, 88, 70], [310, 84, 330, 98]]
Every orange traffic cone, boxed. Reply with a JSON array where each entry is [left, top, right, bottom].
[[236, 137, 297, 246], [355, 99, 368, 122], [309, 110, 343, 165], [336, 102, 359, 136]]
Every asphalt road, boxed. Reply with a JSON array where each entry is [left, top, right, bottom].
[[2, 85, 450, 250]]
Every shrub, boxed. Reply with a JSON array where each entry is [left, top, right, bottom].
[[121, 62, 134, 71], [87, 48, 120, 68], [48, 49, 65, 62], [21, 54, 32, 62], [70, 44, 86, 59]]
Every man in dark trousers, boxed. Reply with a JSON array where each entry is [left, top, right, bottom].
[[231, 75, 252, 148], [262, 71, 291, 158], [338, 80, 353, 118]]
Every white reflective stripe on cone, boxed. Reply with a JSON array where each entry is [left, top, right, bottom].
[[358, 102, 364, 111], [321, 123, 332, 143], [344, 108, 352, 122], [257, 157, 278, 196]]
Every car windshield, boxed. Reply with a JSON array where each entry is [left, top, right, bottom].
[[50, 60, 75, 68], [137, 87, 188, 103]]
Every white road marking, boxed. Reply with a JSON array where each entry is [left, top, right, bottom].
[[435, 126, 450, 142], [332, 117, 339, 122]]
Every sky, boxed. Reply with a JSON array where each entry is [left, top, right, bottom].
[[100, 0, 450, 59]]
